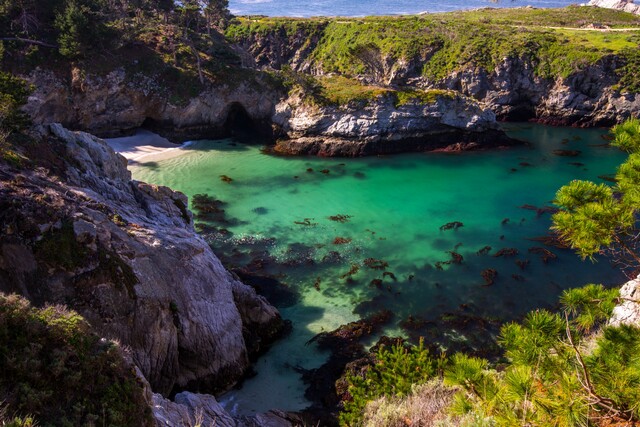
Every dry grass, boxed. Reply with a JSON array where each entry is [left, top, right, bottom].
[[362, 380, 458, 427]]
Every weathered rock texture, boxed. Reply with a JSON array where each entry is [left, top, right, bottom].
[[24, 68, 281, 140], [0, 124, 283, 395], [272, 93, 519, 156], [587, 0, 640, 14], [152, 392, 295, 427], [231, 27, 640, 127], [438, 55, 640, 127], [609, 275, 640, 327]]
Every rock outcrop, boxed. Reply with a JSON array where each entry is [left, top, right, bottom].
[[587, 0, 640, 15], [230, 22, 640, 127], [24, 68, 281, 140], [151, 391, 295, 427], [609, 275, 640, 327], [438, 55, 640, 126], [272, 92, 519, 156], [0, 124, 284, 395]]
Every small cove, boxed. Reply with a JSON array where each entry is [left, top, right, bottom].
[[129, 123, 628, 414]]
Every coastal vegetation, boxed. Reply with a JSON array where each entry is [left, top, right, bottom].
[[342, 284, 629, 426], [553, 118, 640, 268], [0, 0, 639, 424], [227, 7, 640, 93], [335, 121, 640, 426], [0, 71, 29, 164], [0, 0, 267, 106], [281, 71, 458, 107], [0, 294, 151, 426]]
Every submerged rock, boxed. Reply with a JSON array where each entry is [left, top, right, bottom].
[[0, 124, 284, 396]]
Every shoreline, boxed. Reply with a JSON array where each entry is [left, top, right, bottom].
[[105, 130, 197, 163]]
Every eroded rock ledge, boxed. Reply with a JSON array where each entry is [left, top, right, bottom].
[[24, 68, 281, 140], [271, 92, 520, 156], [0, 124, 284, 396]]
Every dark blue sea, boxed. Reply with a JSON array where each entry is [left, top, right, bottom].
[[229, 0, 577, 17]]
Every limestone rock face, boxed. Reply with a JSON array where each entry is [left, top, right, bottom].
[[151, 392, 294, 427], [586, 0, 640, 14], [24, 68, 280, 140], [231, 30, 640, 127], [272, 93, 518, 156], [0, 124, 283, 395], [436, 55, 640, 126], [609, 275, 640, 327]]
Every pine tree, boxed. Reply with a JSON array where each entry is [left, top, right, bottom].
[[552, 118, 640, 270]]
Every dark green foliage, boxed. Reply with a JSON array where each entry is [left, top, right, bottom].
[[54, 0, 91, 58], [0, 0, 231, 61], [444, 284, 636, 426], [340, 339, 443, 426], [0, 293, 152, 426], [0, 71, 30, 165], [0, 71, 30, 131], [552, 119, 640, 268]]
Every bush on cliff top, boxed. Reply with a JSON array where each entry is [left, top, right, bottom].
[[227, 7, 640, 92], [0, 293, 152, 427]]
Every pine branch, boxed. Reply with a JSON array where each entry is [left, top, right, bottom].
[[0, 37, 57, 48], [564, 313, 633, 421]]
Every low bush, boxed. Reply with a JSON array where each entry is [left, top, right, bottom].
[[0, 293, 152, 426]]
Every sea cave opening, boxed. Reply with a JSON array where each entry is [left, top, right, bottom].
[[223, 102, 267, 143]]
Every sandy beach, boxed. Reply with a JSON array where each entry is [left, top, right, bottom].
[[105, 130, 194, 163]]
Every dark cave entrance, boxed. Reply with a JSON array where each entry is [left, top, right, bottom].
[[141, 117, 161, 133], [223, 102, 266, 143]]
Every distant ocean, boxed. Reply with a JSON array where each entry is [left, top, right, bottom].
[[229, 0, 578, 17]]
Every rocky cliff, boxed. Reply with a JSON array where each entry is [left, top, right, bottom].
[[0, 124, 284, 396], [437, 54, 640, 126], [227, 9, 640, 127], [610, 275, 640, 326], [24, 67, 282, 141], [272, 91, 518, 156], [587, 0, 640, 14]]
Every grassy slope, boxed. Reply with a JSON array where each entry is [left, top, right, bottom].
[[227, 6, 640, 94]]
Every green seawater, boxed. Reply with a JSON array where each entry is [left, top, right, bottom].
[[130, 123, 627, 414]]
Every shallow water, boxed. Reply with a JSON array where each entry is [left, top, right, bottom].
[[130, 123, 627, 414], [229, 0, 575, 17]]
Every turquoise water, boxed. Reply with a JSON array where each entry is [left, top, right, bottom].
[[229, 0, 575, 17], [130, 123, 627, 414]]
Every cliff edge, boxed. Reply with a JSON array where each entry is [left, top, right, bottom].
[[0, 124, 284, 396]]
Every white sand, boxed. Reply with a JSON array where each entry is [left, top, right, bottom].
[[105, 130, 194, 163]]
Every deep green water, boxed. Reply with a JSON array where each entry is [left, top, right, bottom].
[[130, 123, 627, 414]]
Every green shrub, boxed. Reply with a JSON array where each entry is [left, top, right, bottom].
[[444, 284, 636, 427], [340, 339, 444, 426], [0, 293, 152, 427]]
